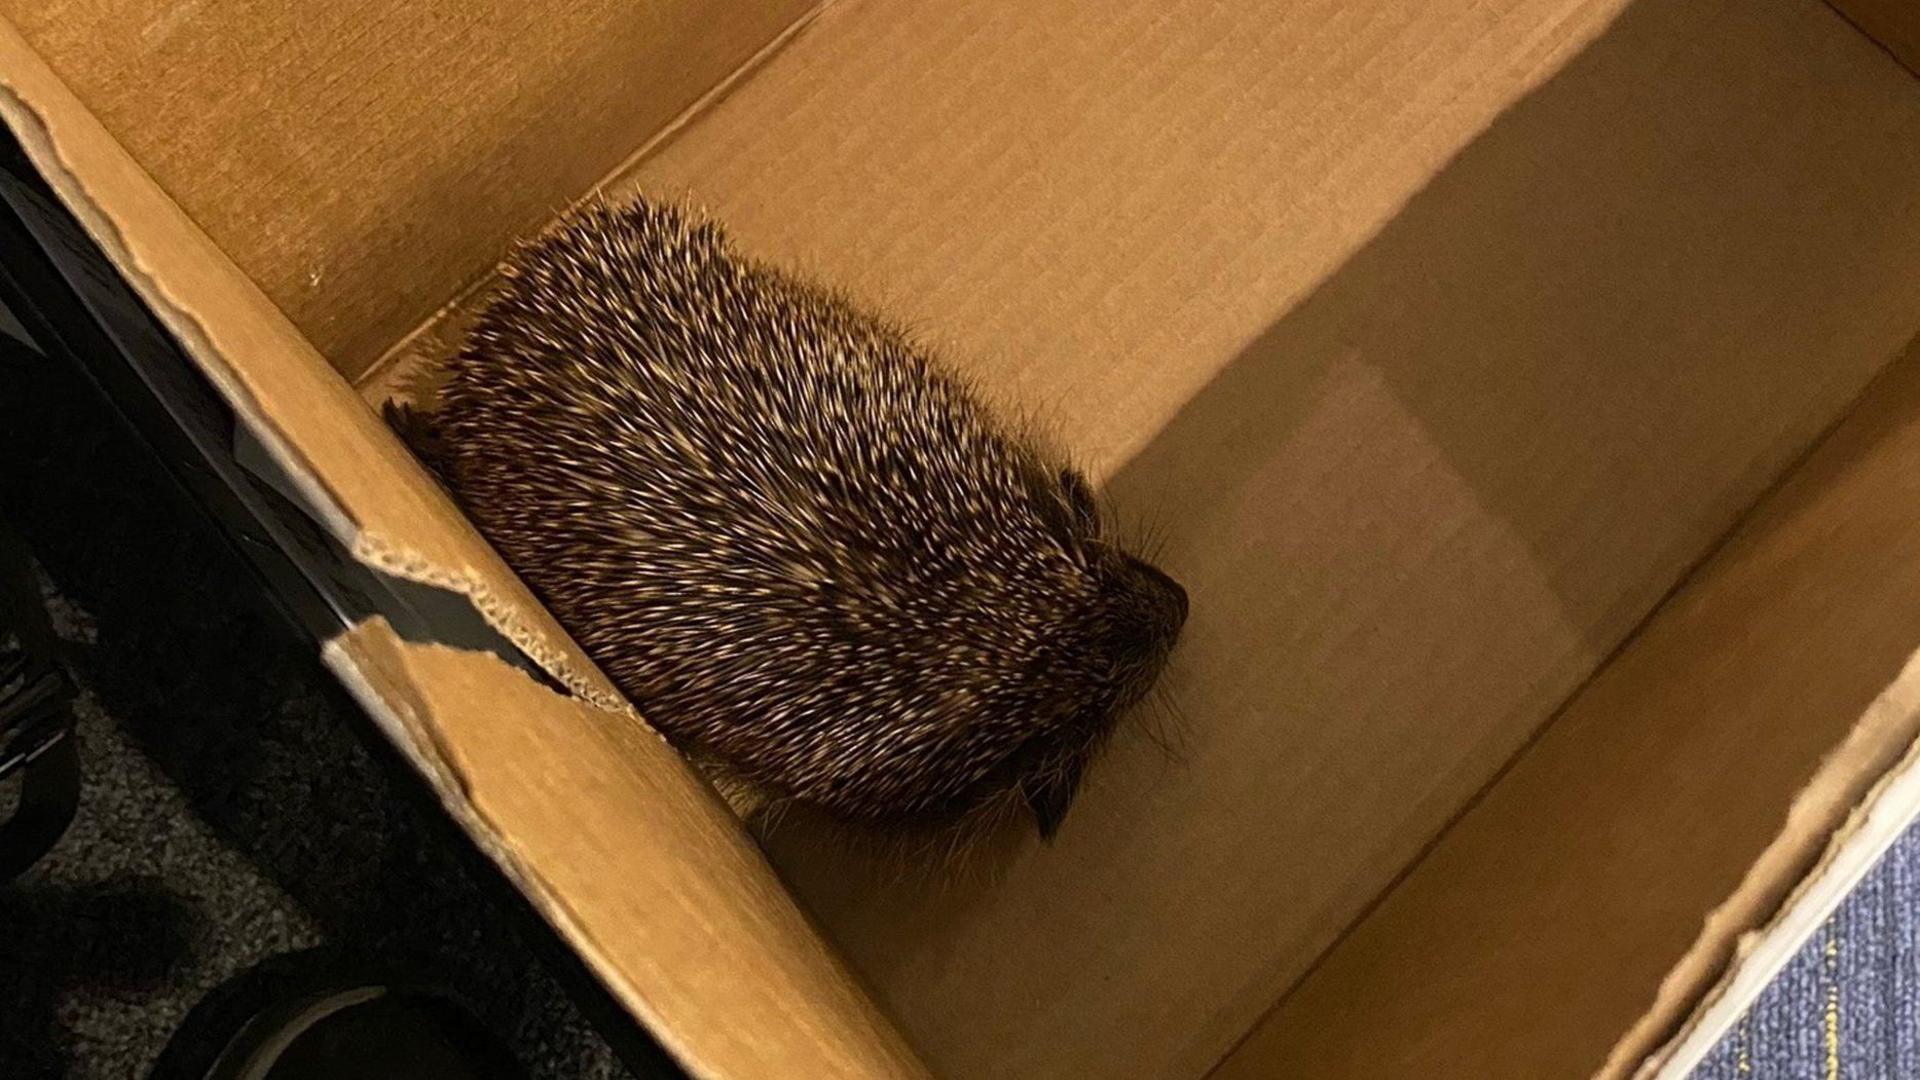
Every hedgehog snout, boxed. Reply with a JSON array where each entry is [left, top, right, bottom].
[[1113, 553, 1188, 679], [1017, 555, 1185, 842], [1128, 555, 1189, 628]]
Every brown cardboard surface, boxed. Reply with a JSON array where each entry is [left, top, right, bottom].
[[14, 0, 1920, 1076], [0, 18, 925, 1079], [1215, 339, 1920, 1079], [1830, 0, 1920, 75], [620, 0, 1620, 479], [0, 0, 818, 380], [617, 1, 1920, 1077], [326, 623, 929, 1079]]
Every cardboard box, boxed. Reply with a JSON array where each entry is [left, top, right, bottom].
[[4, 0, 1919, 1075]]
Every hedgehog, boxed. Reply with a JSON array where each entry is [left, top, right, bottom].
[[389, 197, 1187, 841]]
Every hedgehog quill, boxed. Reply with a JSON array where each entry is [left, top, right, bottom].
[[391, 197, 1187, 841]]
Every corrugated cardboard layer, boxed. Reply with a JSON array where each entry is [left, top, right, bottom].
[[1217, 339, 1920, 1079], [0, 0, 817, 380], [0, 19, 925, 1079], [621, 1, 1920, 1077]]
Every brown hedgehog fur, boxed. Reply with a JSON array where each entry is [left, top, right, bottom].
[[393, 197, 1187, 840]]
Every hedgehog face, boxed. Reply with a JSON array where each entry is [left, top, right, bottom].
[[1051, 468, 1188, 715], [1095, 553, 1190, 708], [999, 467, 1189, 839], [803, 462, 1188, 843], [731, 459, 1190, 846]]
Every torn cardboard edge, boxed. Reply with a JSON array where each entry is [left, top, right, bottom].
[[319, 625, 685, 1072], [1, 150, 567, 694], [356, 0, 834, 400], [1610, 645, 1920, 1077], [0, 88, 349, 549], [0, 19, 628, 716], [323, 621, 932, 1080], [320, 626, 713, 1080]]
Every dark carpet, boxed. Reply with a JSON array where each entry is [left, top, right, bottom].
[[0, 336, 645, 1079]]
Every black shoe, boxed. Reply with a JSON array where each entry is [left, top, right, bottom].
[[201, 983, 526, 1080]]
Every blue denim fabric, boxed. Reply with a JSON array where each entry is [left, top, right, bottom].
[[1690, 820, 1920, 1079]]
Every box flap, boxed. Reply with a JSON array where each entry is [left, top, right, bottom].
[[612, 1, 1920, 1077], [327, 622, 929, 1079], [0, 18, 925, 1079], [0, 0, 820, 380]]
